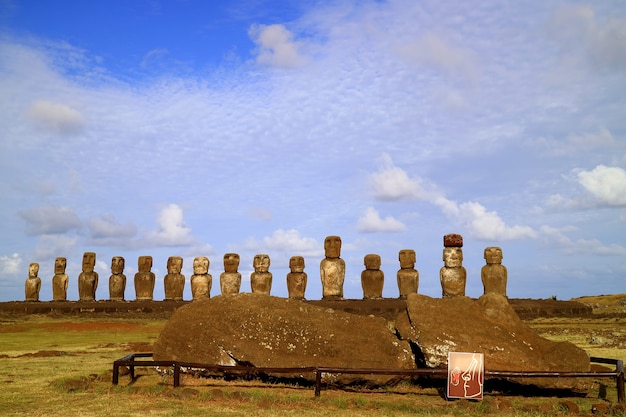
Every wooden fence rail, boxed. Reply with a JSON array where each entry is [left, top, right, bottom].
[[112, 353, 624, 402]]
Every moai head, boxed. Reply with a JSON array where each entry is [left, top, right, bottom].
[[398, 249, 416, 269], [82, 252, 96, 272], [324, 235, 342, 258], [193, 256, 209, 275], [54, 257, 67, 274], [167, 256, 183, 274], [443, 247, 463, 268], [364, 254, 381, 270], [138, 256, 153, 272], [223, 253, 240, 273], [28, 262, 39, 277], [484, 247, 503, 264], [111, 256, 125, 274], [253, 254, 270, 272], [289, 256, 305, 273]]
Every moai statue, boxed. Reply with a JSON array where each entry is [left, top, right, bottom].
[[320, 235, 345, 300], [361, 254, 384, 299], [78, 251, 98, 301], [25, 262, 41, 301], [440, 233, 466, 297], [108, 256, 126, 301], [134, 256, 156, 301], [250, 254, 272, 295], [52, 257, 69, 301], [397, 249, 419, 298], [220, 253, 242, 295], [286, 256, 307, 300], [164, 256, 185, 301], [190, 256, 212, 300], [481, 247, 508, 296]]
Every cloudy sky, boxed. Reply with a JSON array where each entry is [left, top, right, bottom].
[[1, 0, 625, 302]]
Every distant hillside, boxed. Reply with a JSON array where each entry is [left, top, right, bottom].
[[572, 294, 626, 315]]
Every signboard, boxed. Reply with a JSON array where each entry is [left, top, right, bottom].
[[447, 352, 484, 400]]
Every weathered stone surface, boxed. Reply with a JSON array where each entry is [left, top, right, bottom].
[[153, 293, 415, 385], [395, 293, 590, 392]]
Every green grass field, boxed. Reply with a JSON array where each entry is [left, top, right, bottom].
[[0, 312, 624, 417]]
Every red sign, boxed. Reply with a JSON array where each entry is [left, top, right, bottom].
[[447, 352, 484, 400]]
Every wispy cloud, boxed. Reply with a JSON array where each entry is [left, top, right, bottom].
[[19, 205, 82, 235]]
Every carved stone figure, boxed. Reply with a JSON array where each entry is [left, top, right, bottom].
[[220, 253, 242, 295], [134, 256, 156, 301], [440, 234, 466, 297], [190, 256, 212, 300], [320, 235, 345, 300], [250, 254, 272, 295], [361, 254, 384, 299], [78, 252, 98, 301], [108, 256, 126, 301], [481, 247, 508, 296], [286, 256, 307, 299], [164, 256, 185, 301], [397, 249, 419, 298], [52, 257, 69, 301], [25, 263, 41, 301]]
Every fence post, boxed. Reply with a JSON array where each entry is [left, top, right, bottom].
[[173, 363, 180, 388], [112, 362, 119, 385], [315, 369, 321, 397], [617, 360, 625, 404]]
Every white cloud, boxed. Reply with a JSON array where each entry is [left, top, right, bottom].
[[245, 229, 320, 256], [19, 205, 82, 235], [549, 5, 626, 71], [357, 207, 406, 233], [434, 198, 536, 241], [540, 225, 626, 255], [25, 100, 85, 134], [0, 253, 21, 274], [577, 165, 626, 206], [369, 153, 424, 201], [249, 24, 306, 68], [144, 203, 195, 247]]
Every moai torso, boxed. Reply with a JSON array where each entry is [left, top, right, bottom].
[[361, 254, 384, 299], [440, 234, 466, 297], [286, 256, 307, 300], [481, 247, 508, 296], [78, 252, 98, 301], [164, 256, 185, 300], [220, 253, 242, 295], [52, 257, 69, 301], [134, 256, 156, 301], [397, 249, 419, 298], [190, 256, 212, 300], [320, 235, 345, 300], [108, 256, 126, 301], [25, 263, 41, 301], [250, 254, 272, 295]]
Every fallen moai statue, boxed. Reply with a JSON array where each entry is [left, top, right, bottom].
[[153, 293, 415, 386], [153, 292, 591, 392]]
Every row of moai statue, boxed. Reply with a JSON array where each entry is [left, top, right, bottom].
[[24, 234, 507, 302]]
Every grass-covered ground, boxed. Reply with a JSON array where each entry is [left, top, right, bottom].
[[0, 297, 625, 417]]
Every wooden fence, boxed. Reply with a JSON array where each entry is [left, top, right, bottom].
[[112, 353, 624, 402]]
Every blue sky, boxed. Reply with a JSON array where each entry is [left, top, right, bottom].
[[1, 0, 625, 302]]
